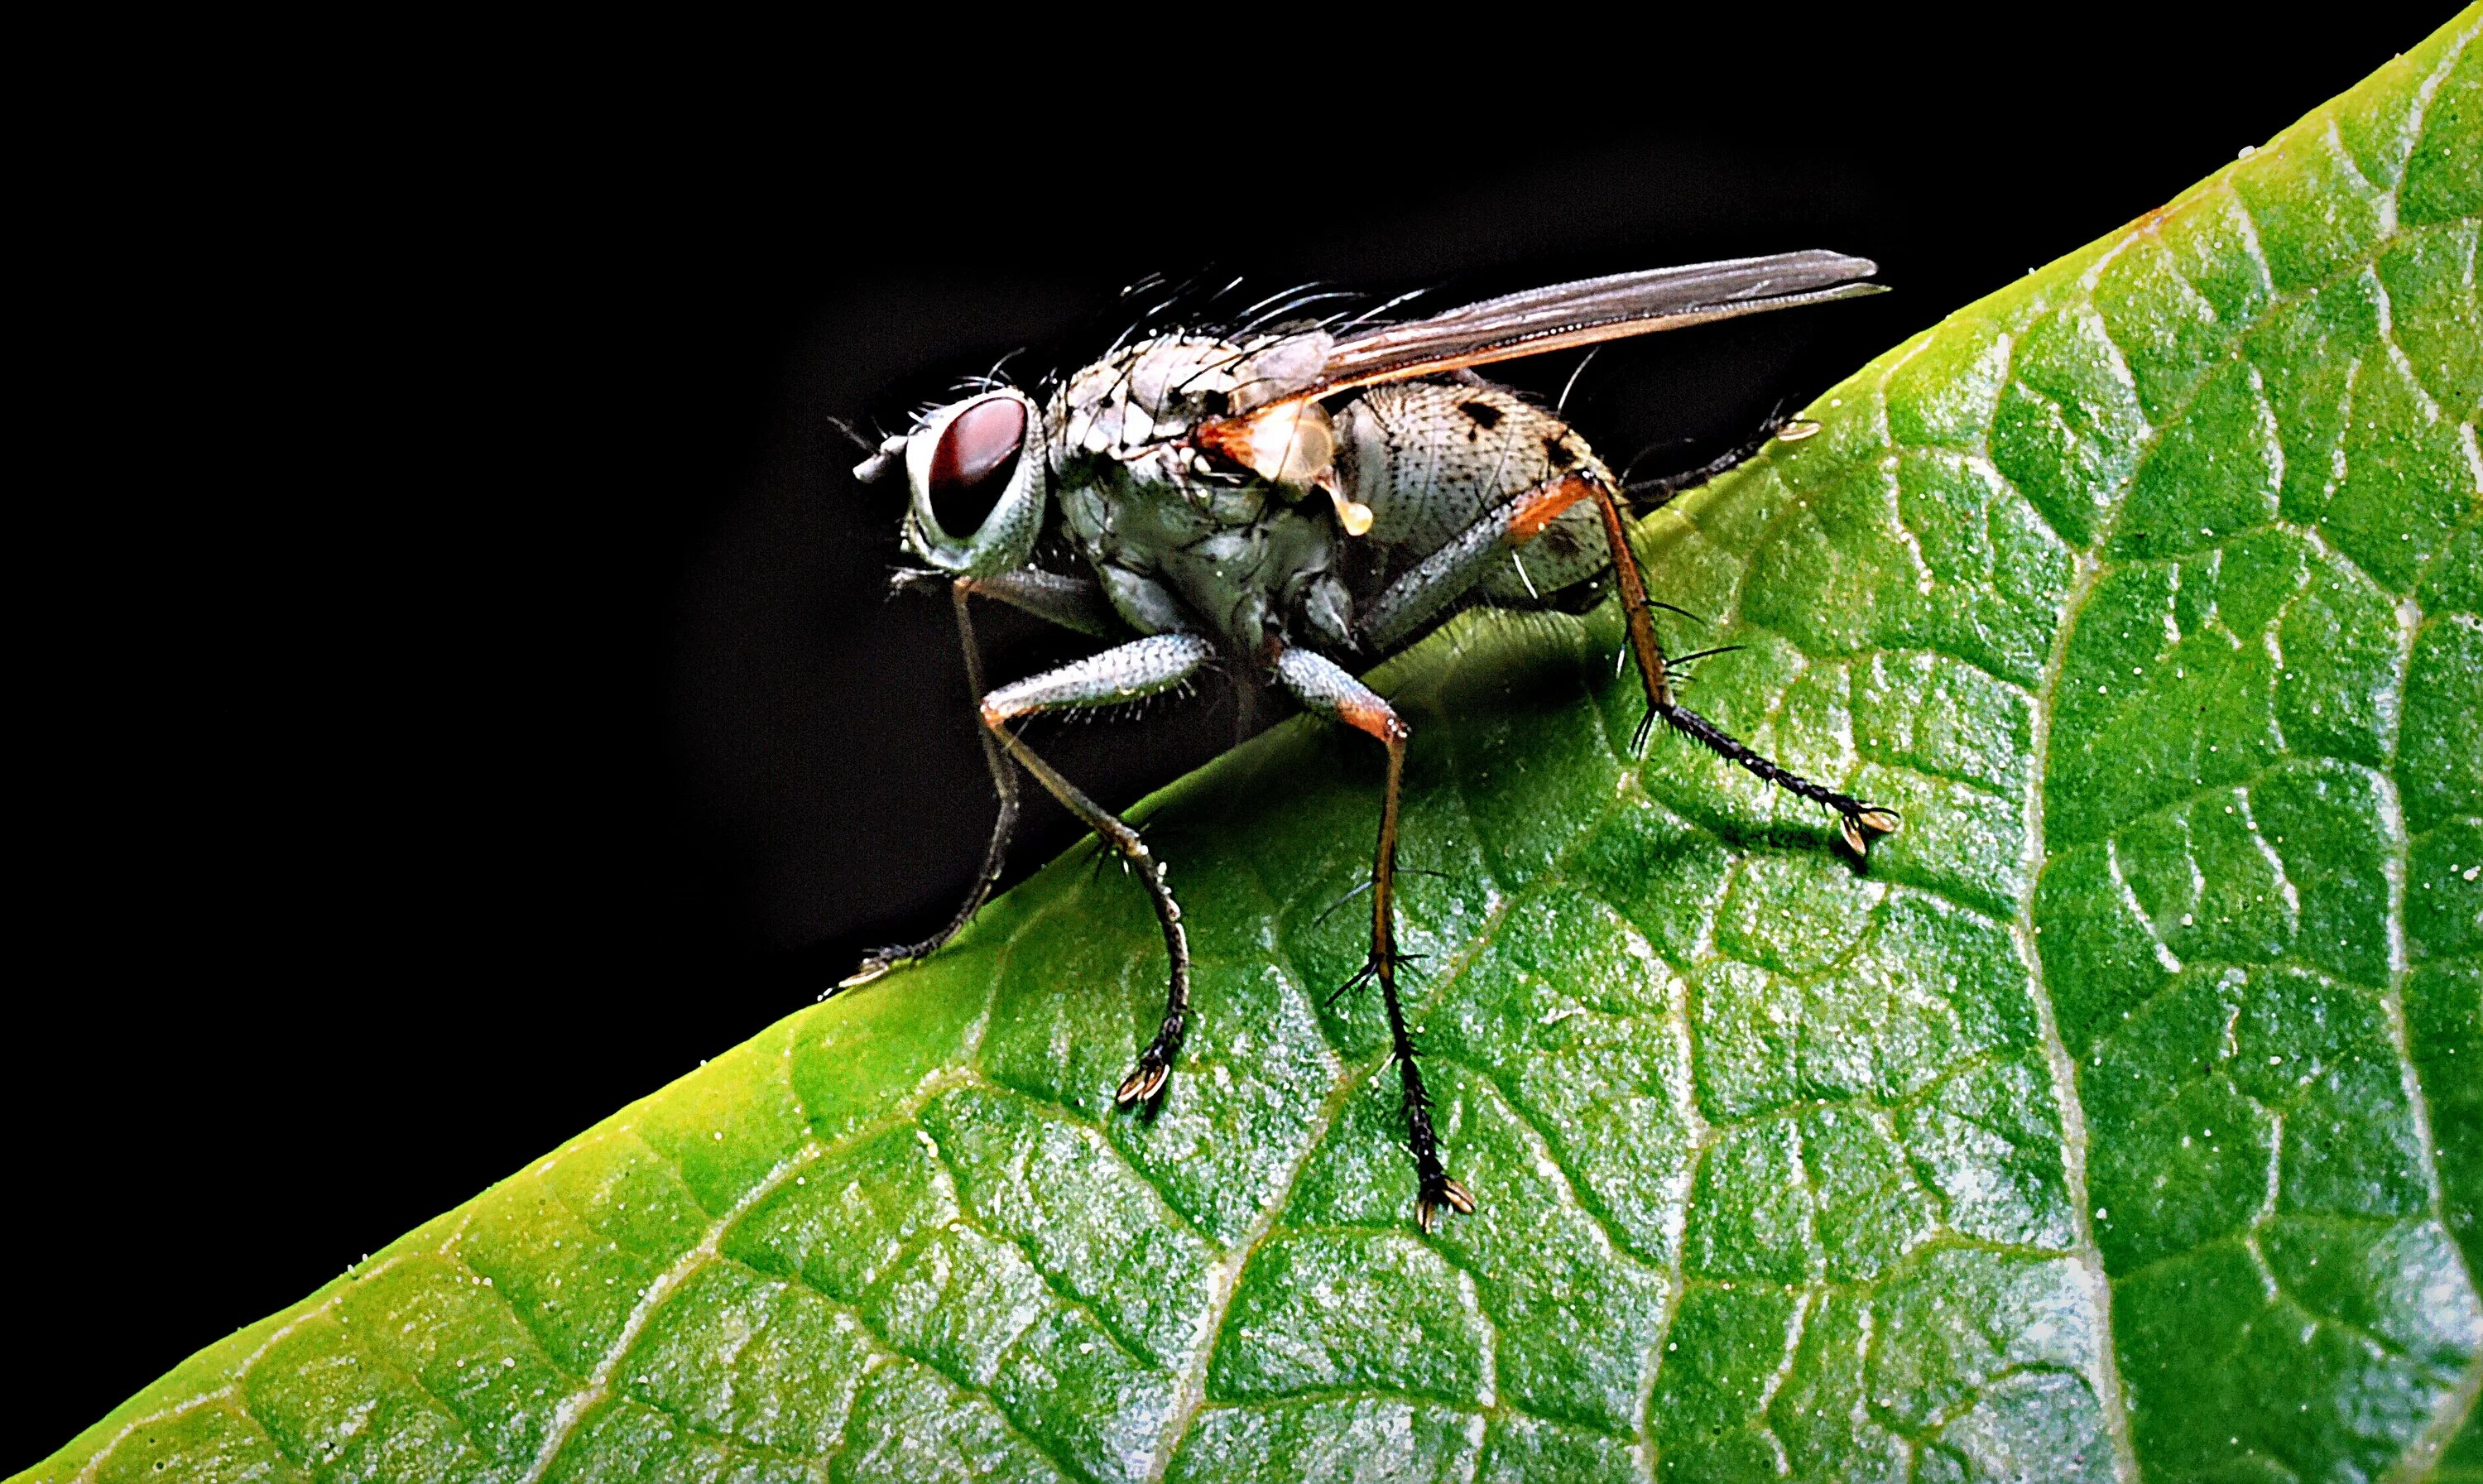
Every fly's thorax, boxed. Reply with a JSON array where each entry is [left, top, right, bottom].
[[1141, 499, 1345, 657], [1055, 443, 1270, 566], [1049, 333, 1338, 569], [1050, 330, 1331, 463], [1062, 454, 1347, 656]]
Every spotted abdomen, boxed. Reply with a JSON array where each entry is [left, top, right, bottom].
[[1333, 382, 1616, 603]]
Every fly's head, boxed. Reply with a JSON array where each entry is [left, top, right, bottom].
[[852, 387, 1046, 576]]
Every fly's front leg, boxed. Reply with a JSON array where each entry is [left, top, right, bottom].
[[978, 634, 1216, 1105], [842, 580, 1024, 990], [892, 566, 1125, 639], [1274, 646, 1474, 1232], [1578, 478, 1901, 856], [843, 570, 1131, 991]]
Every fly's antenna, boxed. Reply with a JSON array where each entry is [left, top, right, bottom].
[[824, 416, 881, 458]]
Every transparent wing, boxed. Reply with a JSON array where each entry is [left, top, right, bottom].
[[1309, 250, 1884, 396]]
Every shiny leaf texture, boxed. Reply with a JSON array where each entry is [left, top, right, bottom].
[[31, 15, 2483, 1482]]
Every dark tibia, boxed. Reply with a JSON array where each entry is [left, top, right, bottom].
[[1581, 472, 1900, 856], [1367, 749, 1473, 1231], [1644, 702, 1901, 856], [1373, 930, 1474, 1232]]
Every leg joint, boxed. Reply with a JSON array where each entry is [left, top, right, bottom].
[[1503, 473, 1597, 546]]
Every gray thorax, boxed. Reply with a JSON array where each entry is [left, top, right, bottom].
[[1046, 334, 1355, 660]]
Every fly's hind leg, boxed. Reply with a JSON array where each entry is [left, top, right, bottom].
[[1578, 478, 1902, 855], [1357, 469, 1899, 857], [1274, 646, 1474, 1232], [1625, 408, 1814, 513], [977, 634, 1217, 1105]]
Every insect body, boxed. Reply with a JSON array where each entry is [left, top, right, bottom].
[[843, 252, 1901, 1229]]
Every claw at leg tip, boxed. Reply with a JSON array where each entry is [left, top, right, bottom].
[[1837, 806, 1903, 857], [837, 960, 892, 992], [1116, 1063, 1169, 1106], [1417, 1178, 1477, 1232]]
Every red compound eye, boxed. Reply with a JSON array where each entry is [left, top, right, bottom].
[[927, 396, 1026, 535]]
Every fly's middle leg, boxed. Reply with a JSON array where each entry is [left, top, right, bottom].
[[977, 634, 1217, 1106], [1275, 646, 1474, 1232]]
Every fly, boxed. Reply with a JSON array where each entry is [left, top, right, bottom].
[[837, 252, 1901, 1230]]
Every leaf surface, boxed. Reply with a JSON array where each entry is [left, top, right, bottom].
[[31, 15, 2483, 1482]]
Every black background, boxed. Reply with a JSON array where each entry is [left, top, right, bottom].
[[19, 8, 2463, 1468]]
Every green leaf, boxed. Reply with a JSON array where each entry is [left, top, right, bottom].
[[32, 16, 2483, 1482]]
